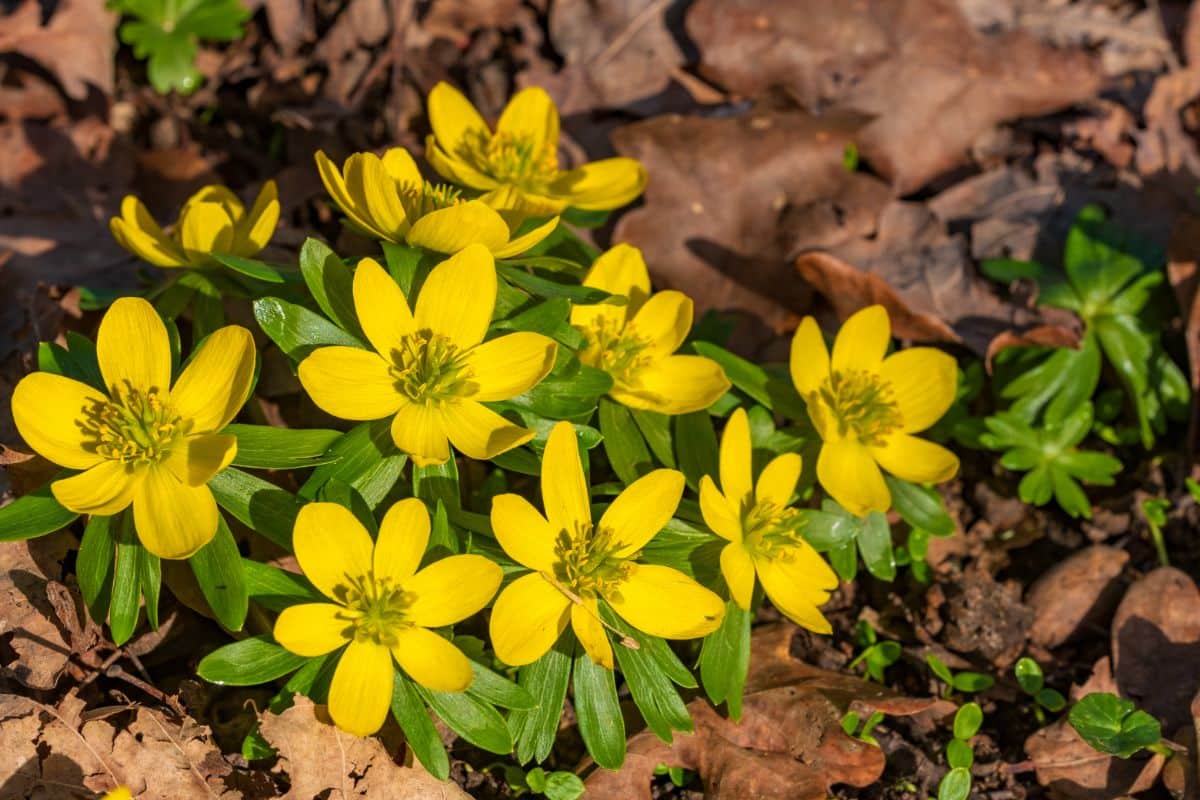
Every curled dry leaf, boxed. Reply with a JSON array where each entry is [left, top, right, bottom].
[[257, 695, 470, 800], [585, 623, 940, 800], [685, 0, 1102, 193], [1025, 545, 1129, 649]]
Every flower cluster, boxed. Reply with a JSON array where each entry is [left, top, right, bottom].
[[6, 83, 961, 771]]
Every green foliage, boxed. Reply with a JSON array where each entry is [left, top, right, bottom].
[[848, 621, 901, 683], [926, 654, 994, 696], [1013, 657, 1066, 723], [841, 710, 885, 746], [1068, 693, 1164, 759], [110, 0, 251, 94]]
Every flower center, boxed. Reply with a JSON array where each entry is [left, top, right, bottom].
[[469, 130, 558, 188], [742, 501, 807, 560], [401, 181, 464, 219], [79, 383, 186, 466], [339, 572, 414, 647], [390, 330, 474, 404], [551, 522, 633, 599], [578, 319, 652, 388], [816, 369, 902, 446]]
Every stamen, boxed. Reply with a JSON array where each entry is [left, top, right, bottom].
[[337, 571, 415, 647], [551, 521, 635, 599], [578, 318, 653, 389], [390, 330, 475, 404], [400, 181, 463, 219], [78, 381, 186, 466], [816, 369, 902, 446], [742, 501, 808, 560], [463, 130, 558, 188]]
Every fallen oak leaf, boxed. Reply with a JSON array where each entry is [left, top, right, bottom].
[[0, 534, 77, 691], [0, 0, 117, 100]]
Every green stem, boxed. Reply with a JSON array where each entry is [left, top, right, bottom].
[[1149, 522, 1170, 567]]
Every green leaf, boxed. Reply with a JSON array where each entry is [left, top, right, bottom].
[[946, 738, 974, 770], [190, 516, 248, 631], [691, 342, 765, 407], [885, 476, 954, 537], [243, 558, 323, 611], [1014, 657, 1044, 696], [951, 672, 995, 693], [209, 467, 304, 550], [937, 767, 971, 800], [225, 425, 342, 470], [465, 658, 536, 710], [1037, 687, 1067, 712], [391, 672, 450, 779], [0, 485, 79, 541], [197, 635, 307, 686], [253, 297, 364, 361], [630, 409, 675, 468], [510, 643, 572, 764], [299, 238, 364, 338], [926, 654, 954, 684], [857, 511, 895, 581], [509, 361, 611, 419], [542, 771, 586, 800], [573, 642, 626, 769], [109, 518, 143, 646], [77, 515, 115, 619], [953, 702, 983, 740], [139, 545, 161, 629], [699, 601, 751, 720], [39, 336, 105, 391], [413, 459, 461, 511], [604, 608, 693, 742], [980, 257, 1045, 283], [419, 684, 513, 755], [1069, 693, 1162, 758], [212, 253, 299, 284], [674, 411, 720, 491], [498, 264, 618, 304], [599, 398, 652, 485], [300, 419, 407, 506]]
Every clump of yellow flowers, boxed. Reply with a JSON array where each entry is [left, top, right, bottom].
[[4, 82, 963, 776]]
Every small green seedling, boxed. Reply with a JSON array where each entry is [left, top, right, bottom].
[[501, 765, 586, 800], [849, 621, 902, 683], [1014, 657, 1066, 723], [653, 762, 693, 789], [841, 710, 886, 746], [1141, 497, 1171, 567], [937, 703, 982, 800], [926, 654, 995, 697], [1068, 693, 1169, 759]]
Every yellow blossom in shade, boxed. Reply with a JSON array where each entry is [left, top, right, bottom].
[[425, 82, 647, 214], [110, 182, 279, 268], [699, 408, 838, 632], [315, 148, 559, 257], [570, 244, 730, 415], [789, 304, 960, 517], [11, 298, 255, 559], [489, 421, 724, 669], [298, 245, 557, 466], [273, 500, 502, 736]]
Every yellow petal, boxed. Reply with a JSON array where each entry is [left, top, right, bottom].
[[163, 433, 236, 486], [373, 497, 430, 584], [111, 196, 186, 266], [315, 150, 386, 239], [497, 87, 559, 157], [548, 158, 647, 211], [328, 640, 393, 736], [489, 572, 571, 667], [381, 147, 423, 187], [461, 332, 557, 402], [51, 461, 138, 516], [273, 602, 352, 657], [880, 348, 958, 434], [97, 297, 171, 395], [600, 468, 684, 556], [626, 290, 692, 360], [720, 541, 756, 610], [831, 305, 890, 374], [790, 316, 830, 396], [404, 554, 502, 628], [391, 627, 474, 692], [754, 543, 836, 634], [298, 347, 404, 421], [698, 475, 741, 541], [292, 502, 374, 601], [102, 787, 132, 800], [12, 372, 106, 469], [427, 82, 491, 161], [348, 152, 409, 239], [605, 564, 724, 639], [816, 439, 890, 517], [425, 137, 501, 192], [179, 201, 235, 259], [491, 493, 557, 572], [353, 257, 415, 359], [235, 180, 279, 255], [571, 598, 613, 670], [405, 201, 510, 254], [612, 354, 730, 415], [186, 185, 243, 219], [871, 434, 959, 485], [443, 400, 534, 462], [170, 325, 256, 432], [719, 408, 753, 509], [389, 401, 451, 466], [573, 243, 651, 329], [541, 421, 591, 532], [414, 244, 497, 349], [490, 216, 560, 259], [755, 453, 802, 509], [131, 466, 218, 559]]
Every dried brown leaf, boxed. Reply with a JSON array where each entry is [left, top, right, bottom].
[[0, 0, 116, 100], [0, 534, 76, 690], [1025, 545, 1129, 649]]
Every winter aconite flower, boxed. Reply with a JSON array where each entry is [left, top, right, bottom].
[[110, 182, 279, 268], [12, 298, 255, 558], [273, 500, 502, 736], [298, 246, 557, 466], [314, 148, 559, 257], [699, 408, 838, 632], [571, 244, 730, 414], [790, 304, 959, 516], [489, 421, 724, 668], [102, 789, 132, 800], [426, 82, 646, 213]]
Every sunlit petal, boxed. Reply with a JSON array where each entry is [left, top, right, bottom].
[[274, 603, 352, 657], [162, 433, 236, 487], [720, 541, 756, 610], [414, 245, 497, 349], [601, 469, 684, 556], [328, 640, 393, 736], [97, 298, 171, 396], [755, 453, 802, 509], [352, 257, 415, 359], [816, 439, 890, 517], [719, 408, 753, 509], [496, 87, 559, 161], [51, 461, 138, 516], [613, 354, 730, 415], [830, 305, 890, 374], [373, 497, 430, 584], [699, 476, 741, 542], [460, 332, 557, 402], [405, 201, 510, 254], [170, 325, 256, 432], [12, 372, 106, 469], [299, 347, 404, 421], [131, 466, 218, 559], [606, 564, 724, 639], [571, 598, 613, 669], [754, 543, 837, 634], [489, 572, 571, 667], [291, 502, 374, 601], [880, 348, 958, 434], [871, 434, 959, 485], [404, 554, 502, 628], [541, 421, 591, 532], [548, 158, 647, 211], [389, 401, 451, 466], [491, 493, 557, 572], [790, 316, 830, 396], [442, 400, 534, 461], [626, 290, 691, 360], [392, 628, 474, 692]]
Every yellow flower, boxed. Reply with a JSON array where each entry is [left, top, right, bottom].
[[699, 408, 838, 632], [315, 148, 559, 257], [12, 298, 255, 558], [570, 244, 730, 415], [110, 182, 279, 268], [273, 499, 501, 736], [298, 245, 557, 466], [790, 305, 960, 516], [489, 421, 724, 669], [101, 788, 132, 800], [425, 82, 647, 214]]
